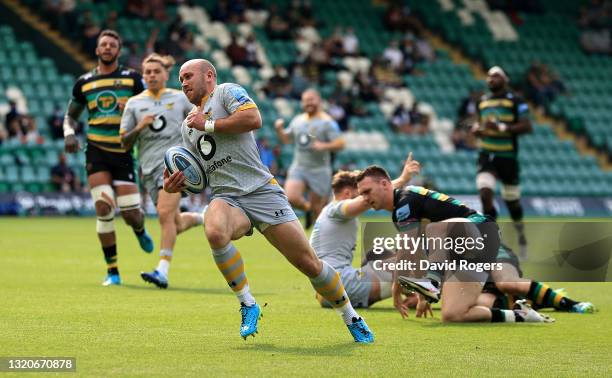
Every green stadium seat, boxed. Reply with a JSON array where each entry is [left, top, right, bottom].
[[4, 166, 19, 184]]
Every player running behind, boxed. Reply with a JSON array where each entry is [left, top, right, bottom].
[[356, 165, 553, 323], [163, 59, 373, 342], [310, 154, 420, 309], [63, 30, 154, 286], [120, 53, 204, 289], [274, 89, 345, 228], [471, 66, 532, 259]]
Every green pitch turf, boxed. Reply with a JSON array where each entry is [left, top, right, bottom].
[[1, 217, 611, 377]]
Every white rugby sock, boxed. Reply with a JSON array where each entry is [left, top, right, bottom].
[[157, 249, 172, 277], [336, 302, 360, 325]]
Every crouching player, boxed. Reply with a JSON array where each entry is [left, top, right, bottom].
[[356, 164, 553, 323], [310, 153, 420, 309]]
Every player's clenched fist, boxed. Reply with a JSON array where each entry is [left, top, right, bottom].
[[163, 168, 187, 193], [64, 134, 80, 153], [186, 110, 206, 130], [137, 114, 156, 131], [274, 118, 284, 130]]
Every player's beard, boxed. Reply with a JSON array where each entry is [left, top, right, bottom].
[[305, 104, 317, 115], [99, 52, 119, 67], [488, 81, 504, 93], [191, 88, 206, 106]]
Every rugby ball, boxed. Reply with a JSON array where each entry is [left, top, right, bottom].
[[164, 146, 207, 194]]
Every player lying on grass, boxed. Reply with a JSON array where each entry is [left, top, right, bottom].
[[310, 158, 594, 316], [163, 58, 373, 342], [310, 153, 420, 309], [120, 53, 204, 289], [390, 242, 596, 316], [478, 245, 596, 313], [356, 164, 553, 323]]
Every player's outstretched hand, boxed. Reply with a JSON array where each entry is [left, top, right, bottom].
[[64, 134, 80, 153], [415, 294, 434, 318], [163, 168, 187, 193], [400, 152, 420, 181], [392, 281, 410, 319]]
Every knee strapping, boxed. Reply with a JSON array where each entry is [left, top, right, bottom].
[[91, 184, 115, 208], [117, 193, 141, 212], [476, 172, 496, 190], [96, 210, 115, 233], [91, 185, 116, 233], [501, 185, 521, 201]]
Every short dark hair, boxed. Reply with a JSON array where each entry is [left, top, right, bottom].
[[355, 165, 391, 183], [331, 170, 358, 194], [97, 29, 122, 49]]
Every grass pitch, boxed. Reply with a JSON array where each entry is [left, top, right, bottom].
[[1, 217, 611, 377]]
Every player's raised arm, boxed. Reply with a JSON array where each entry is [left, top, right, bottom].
[[391, 152, 420, 189], [342, 157, 420, 219], [274, 118, 291, 144]]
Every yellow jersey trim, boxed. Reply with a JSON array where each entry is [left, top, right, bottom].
[[82, 78, 135, 93], [236, 103, 258, 112], [89, 116, 122, 125]]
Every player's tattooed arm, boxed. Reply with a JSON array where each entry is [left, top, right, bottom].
[[274, 118, 291, 144], [63, 100, 84, 153], [121, 114, 155, 151]]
